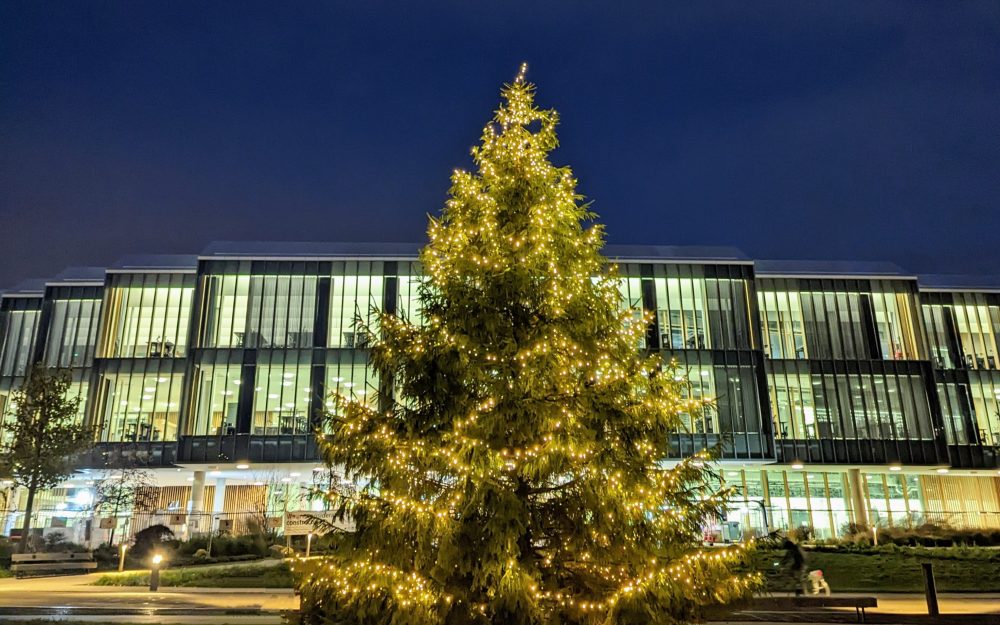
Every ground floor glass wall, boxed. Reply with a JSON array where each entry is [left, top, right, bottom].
[[713, 468, 999, 540]]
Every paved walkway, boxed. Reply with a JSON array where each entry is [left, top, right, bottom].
[[1, 574, 999, 624], [763, 592, 1000, 615], [0, 570, 298, 614]]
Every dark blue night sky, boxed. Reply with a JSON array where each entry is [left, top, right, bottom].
[[2, 2, 998, 287]]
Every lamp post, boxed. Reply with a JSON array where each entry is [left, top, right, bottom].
[[149, 554, 163, 592]]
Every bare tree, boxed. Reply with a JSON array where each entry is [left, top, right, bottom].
[[92, 466, 158, 545]]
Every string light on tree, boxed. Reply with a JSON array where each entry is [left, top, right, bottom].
[[295, 64, 760, 625]]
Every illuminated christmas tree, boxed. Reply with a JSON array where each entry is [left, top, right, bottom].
[[296, 65, 759, 625]]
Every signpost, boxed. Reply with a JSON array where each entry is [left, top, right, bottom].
[[283, 511, 352, 536]]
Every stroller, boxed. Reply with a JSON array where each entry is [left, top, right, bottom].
[[807, 569, 831, 596]]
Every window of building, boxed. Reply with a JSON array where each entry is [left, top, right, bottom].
[[655, 277, 708, 350], [966, 374, 1000, 447], [98, 275, 193, 358], [188, 353, 243, 436], [200, 274, 317, 348], [767, 364, 933, 440], [663, 351, 763, 440], [871, 289, 921, 360], [705, 277, 754, 349], [396, 263, 426, 325], [804, 473, 835, 539], [252, 352, 312, 435], [0, 303, 41, 377], [769, 370, 817, 439], [673, 365, 718, 434], [922, 304, 961, 369], [954, 303, 999, 370], [617, 275, 646, 349], [200, 275, 249, 348], [759, 282, 920, 361], [758, 291, 806, 359], [324, 352, 380, 421], [825, 473, 852, 538], [937, 382, 974, 445], [329, 262, 384, 348], [921, 294, 1000, 371], [93, 364, 182, 442], [44, 298, 102, 368]]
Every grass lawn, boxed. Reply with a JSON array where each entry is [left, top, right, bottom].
[[757, 546, 1000, 592], [93, 560, 294, 588], [86, 547, 1000, 593]]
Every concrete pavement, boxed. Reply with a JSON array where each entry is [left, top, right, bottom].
[[0, 573, 299, 623], [762, 591, 1000, 615], [1, 572, 999, 624]]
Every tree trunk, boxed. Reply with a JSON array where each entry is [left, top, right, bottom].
[[19, 481, 37, 553]]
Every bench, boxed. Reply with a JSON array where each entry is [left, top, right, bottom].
[[11, 552, 98, 577], [744, 596, 878, 623]]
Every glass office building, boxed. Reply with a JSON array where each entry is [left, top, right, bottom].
[[1, 243, 998, 542]]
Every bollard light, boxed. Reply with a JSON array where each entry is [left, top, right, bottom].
[[306, 532, 313, 558], [118, 543, 128, 572], [150, 553, 163, 592]]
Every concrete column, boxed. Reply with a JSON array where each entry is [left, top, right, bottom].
[[189, 471, 205, 533], [848, 468, 869, 527]]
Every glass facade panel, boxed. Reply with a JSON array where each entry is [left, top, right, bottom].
[[651, 266, 753, 351], [0, 304, 41, 377], [325, 352, 380, 413], [663, 352, 762, 438], [967, 373, 1000, 446], [617, 275, 646, 349], [200, 274, 250, 347], [329, 262, 384, 348], [188, 353, 243, 436], [98, 275, 194, 358], [44, 298, 102, 367], [759, 281, 921, 361], [922, 294, 1000, 371], [655, 276, 708, 350], [872, 289, 921, 360], [248, 275, 316, 348], [672, 365, 718, 434], [758, 291, 806, 359], [201, 274, 317, 348], [922, 304, 960, 369], [826, 473, 851, 536], [94, 364, 183, 442], [396, 262, 426, 324], [767, 363, 933, 440], [937, 381, 974, 445], [954, 304, 997, 370], [805, 473, 834, 539], [865, 473, 889, 524], [252, 352, 312, 435]]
